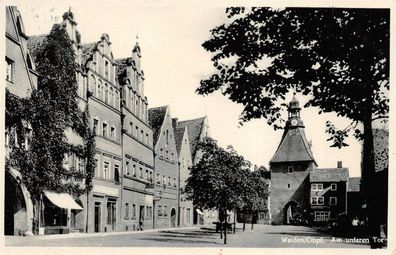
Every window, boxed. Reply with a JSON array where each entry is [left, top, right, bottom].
[[145, 133, 149, 144], [132, 204, 137, 219], [156, 173, 161, 184], [109, 87, 113, 106], [331, 183, 337, 191], [164, 206, 168, 217], [133, 164, 136, 177], [160, 148, 163, 157], [94, 159, 99, 177], [78, 157, 85, 173], [146, 206, 152, 219], [126, 161, 130, 175], [110, 126, 115, 140], [287, 183, 291, 188], [168, 176, 171, 186], [139, 167, 143, 179], [311, 196, 324, 205], [103, 161, 110, 179], [314, 211, 330, 222], [106, 201, 116, 228], [98, 80, 102, 99], [162, 175, 166, 185], [135, 126, 139, 137], [186, 208, 191, 223], [129, 122, 133, 134], [105, 60, 109, 79], [114, 165, 120, 182], [166, 130, 169, 145], [102, 123, 107, 137], [6, 58, 14, 82], [311, 184, 323, 191], [288, 166, 294, 173], [149, 171, 153, 183], [158, 205, 162, 217], [145, 170, 149, 181], [140, 130, 144, 142], [93, 119, 99, 135], [104, 84, 108, 103], [330, 197, 337, 205], [125, 203, 130, 219], [173, 177, 177, 187]]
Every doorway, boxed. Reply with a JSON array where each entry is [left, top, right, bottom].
[[283, 201, 298, 225], [94, 202, 101, 232], [170, 208, 176, 227]]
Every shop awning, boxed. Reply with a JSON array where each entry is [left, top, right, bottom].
[[44, 191, 83, 210], [196, 209, 204, 215]]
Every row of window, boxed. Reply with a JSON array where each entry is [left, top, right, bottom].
[[311, 196, 337, 205], [127, 121, 150, 145], [125, 87, 148, 122], [124, 203, 153, 220], [157, 204, 172, 218], [156, 173, 177, 188], [93, 118, 118, 142], [94, 159, 120, 182], [311, 183, 337, 191], [125, 160, 153, 182], [89, 74, 120, 110], [314, 211, 331, 222], [64, 153, 85, 173], [5, 127, 31, 150], [159, 147, 176, 161]]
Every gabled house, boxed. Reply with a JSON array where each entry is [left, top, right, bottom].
[[172, 119, 193, 227], [177, 116, 218, 225], [148, 106, 179, 228], [309, 163, 349, 224]]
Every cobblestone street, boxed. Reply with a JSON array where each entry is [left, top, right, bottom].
[[5, 224, 370, 248]]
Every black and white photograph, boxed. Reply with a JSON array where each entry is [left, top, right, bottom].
[[2, 0, 392, 253]]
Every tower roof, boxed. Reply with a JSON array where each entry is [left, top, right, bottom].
[[148, 106, 168, 144], [177, 117, 206, 159], [270, 127, 316, 164]]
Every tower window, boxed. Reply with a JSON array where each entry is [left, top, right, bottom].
[[288, 166, 294, 173], [287, 183, 291, 188]]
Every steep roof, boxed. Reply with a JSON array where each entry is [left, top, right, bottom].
[[177, 117, 205, 158], [270, 127, 316, 164], [310, 168, 349, 182], [373, 128, 388, 172], [148, 106, 167, 144], [347, 177, 361, 192], [173, 126, 186, 155], [27, 34, 47, 62]]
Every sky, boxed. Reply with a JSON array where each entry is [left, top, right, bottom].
[[11, 0, 370, 176]]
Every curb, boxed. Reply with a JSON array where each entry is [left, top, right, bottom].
[[7, 226, 203, 240]]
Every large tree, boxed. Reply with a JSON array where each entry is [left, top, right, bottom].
[[6, 24, 95, 234], [185, 138, 252, 244], [198, 7, 388, 247]]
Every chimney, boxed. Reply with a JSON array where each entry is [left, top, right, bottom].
[[337, 161, 342, 168]]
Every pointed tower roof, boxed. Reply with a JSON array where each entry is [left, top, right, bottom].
[[270, 95, 316, 165]]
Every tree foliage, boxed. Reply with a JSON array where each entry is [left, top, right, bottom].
[[199, 7, 389, 146], [185, 137, 268, 215], [6, 24, 95, 203]]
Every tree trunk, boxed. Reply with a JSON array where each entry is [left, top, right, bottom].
[[224, 222, 227, 245], [233, 212, 236, 234], [243, 212, 246, 231], [220, 222, 223, 239], [362, 119, 381, 248], [85, 190, 89, 233], [251, 218, 254, 230]]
